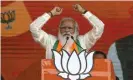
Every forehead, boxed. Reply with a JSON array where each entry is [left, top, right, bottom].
[[61, 20, 74, 27]]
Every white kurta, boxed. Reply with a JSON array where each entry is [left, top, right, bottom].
[[30, 11, 104, 59]]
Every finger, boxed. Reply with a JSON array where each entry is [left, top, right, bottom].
[[73, 5, 78, 11], [73, 4, 77, 9], [60, 8, 63, 13], [56, 7, 61, 12], [75, 4, 79, 8]]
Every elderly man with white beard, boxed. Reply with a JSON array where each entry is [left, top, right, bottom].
[[30, 4, 104, 59]]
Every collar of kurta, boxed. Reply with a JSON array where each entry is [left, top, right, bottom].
[[52, 39, 82, 58]]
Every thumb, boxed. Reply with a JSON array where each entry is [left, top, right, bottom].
[[56, 7, 61, 12]]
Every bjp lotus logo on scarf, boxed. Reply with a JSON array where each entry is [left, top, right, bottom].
[[52, 49, 94, 80]]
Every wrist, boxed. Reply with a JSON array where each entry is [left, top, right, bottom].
[[50, 11, 54, 17], [48, 11, 53, 17], [82, 9, 87, 14]]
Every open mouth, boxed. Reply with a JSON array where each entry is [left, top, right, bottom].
[[63, 34, 70, 36]]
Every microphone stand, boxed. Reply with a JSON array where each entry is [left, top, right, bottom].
[[71, 36, 84, 50], [62, 37, 69, 49]]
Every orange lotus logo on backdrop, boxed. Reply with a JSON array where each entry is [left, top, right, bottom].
[[1, 10, 15, 30], [1, 1, 32, 37], [52, 49, 94, 80]]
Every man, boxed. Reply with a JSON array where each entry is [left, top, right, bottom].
[[30, 4, 104, 59], [94, 51, 120, 80], [108, 34, 133, 80]]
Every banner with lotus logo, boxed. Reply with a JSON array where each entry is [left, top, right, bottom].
[[1, 2, 32, 37], [52, 49, 94, 80], [41, 50, 115, 80]]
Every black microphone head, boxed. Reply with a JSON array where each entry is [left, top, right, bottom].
[[71, 36, 74, 39], [66, 37, 69, 40]]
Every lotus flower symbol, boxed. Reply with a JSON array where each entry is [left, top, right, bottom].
[[52, 49, 94, 80], [1, 10, 15, 30]]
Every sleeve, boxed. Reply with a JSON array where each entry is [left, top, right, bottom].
[[107, 43, 124, 80], [82, 11, 105, 49], [30, 13, 56, 48]]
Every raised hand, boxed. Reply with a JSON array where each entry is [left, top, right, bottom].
[[73, 4, 86, 14], [49, 7, 63, 17]]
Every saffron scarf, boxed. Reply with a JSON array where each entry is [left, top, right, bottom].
[[52, 39, 82, 58]]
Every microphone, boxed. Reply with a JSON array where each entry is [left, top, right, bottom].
[[61, 37, 69, 50], [71, 36, 84, 50]]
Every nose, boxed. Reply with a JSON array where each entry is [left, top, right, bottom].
[[65, 27, 69, 32]]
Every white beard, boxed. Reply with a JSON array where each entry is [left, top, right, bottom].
[[58, 31, 78, 53]]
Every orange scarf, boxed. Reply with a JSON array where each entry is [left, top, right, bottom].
[[56, 41, 79, 54]]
